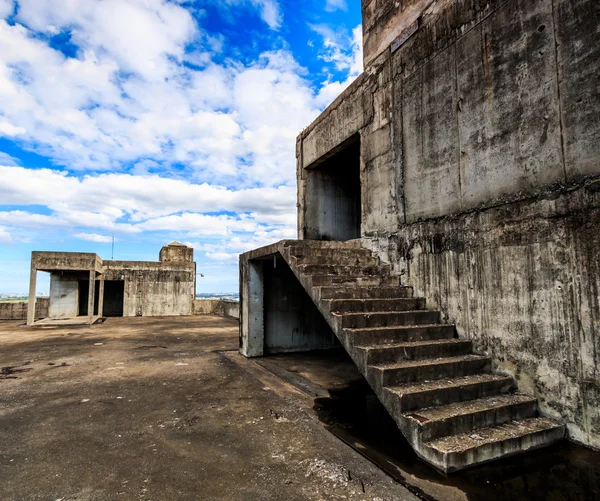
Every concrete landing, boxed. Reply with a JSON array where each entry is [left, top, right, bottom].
[[31, 315, 103, 326]]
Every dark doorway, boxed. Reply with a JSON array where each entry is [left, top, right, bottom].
[[78, 280, 90, 316], [304, 134, 361, 241], [102, 280, 125, 317], [263, 256, 338, 354]]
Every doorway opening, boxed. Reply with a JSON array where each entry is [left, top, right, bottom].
[[102, 280, 125, 317], [78, 279, 124, 317], [304, 134, 361, 241], [78, 280, 91, 317], [262, 255, 338, 354]]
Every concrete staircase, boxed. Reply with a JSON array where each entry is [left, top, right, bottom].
[[279, 239, 565, 473]]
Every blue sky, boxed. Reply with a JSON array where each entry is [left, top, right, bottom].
[[0, 0, 362, 294]]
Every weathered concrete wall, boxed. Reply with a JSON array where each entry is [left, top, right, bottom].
[[366, 180, 600, 449], [104, 262, 195, 317], [0, 298, 48, 320], [216, 300, 240, 320], [193, 299, 218, 315], [49, 273, 80, 318], [193, 299, 240, 319], [297, 0, 600, 448], [263, 256, 336, 354], [32, 252, 101, 272], [160, 242, 194, 263]]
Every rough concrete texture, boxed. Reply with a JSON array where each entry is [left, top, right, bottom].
[[0, 316, 417, 501], [0, 298, 48, 320], [366, 181, 600, 449], [294, 0, 600, 449], [103, 261, 195, 317], [158, 241, 194, 263], [239, 240, 564, 472], [193, 298, 240, 319]]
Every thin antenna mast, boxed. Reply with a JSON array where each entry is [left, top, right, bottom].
[[111, 235, 114, 259]]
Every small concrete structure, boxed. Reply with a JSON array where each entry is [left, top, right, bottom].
[[27, 243, 196, 325]]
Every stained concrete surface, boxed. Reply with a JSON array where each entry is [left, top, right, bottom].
[[0, 316, 417, 501], [258, 349, 600, 501]]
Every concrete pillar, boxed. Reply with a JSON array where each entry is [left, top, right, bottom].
[[97, 279, 105, 318], [240, 260, 264, 357], [87, 270, 95, 324], [26, 266, 37, 326]]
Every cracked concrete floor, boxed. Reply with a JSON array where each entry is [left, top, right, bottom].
[[0, 316, 418, 501]]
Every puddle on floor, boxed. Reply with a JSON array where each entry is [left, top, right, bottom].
[[261, 349, 600, 501]]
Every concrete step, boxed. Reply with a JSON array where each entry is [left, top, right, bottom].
[[405, 394, 538, 442], [385, 374, 516, 413], [422, 418, 565, 473], [309, 274, 402, 287], [339, 310, 441, 329], [285, 239, 363, 250], [328, 298, 426, 313], [316, 285, 414, 300], [297, 264, 391, 276], [348, 324, 456, 345], [358, 339, 472, 365], [371, 355, 492, 386], [289, 247, 376, 264]]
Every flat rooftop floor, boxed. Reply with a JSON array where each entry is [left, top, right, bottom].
[[1, 316, 598, 501], [0, 316, 417, 501]]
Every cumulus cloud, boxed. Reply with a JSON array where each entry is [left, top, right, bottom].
[[325, 0, 347, 12], [0, 165, 297, 247], [0, 0, 13, 18], [0, 152, 19, 165], [312, 24, 363, 107], [0, 225, 12, 244], [0, 7, 321, 187], [74, 233, 114, 243]]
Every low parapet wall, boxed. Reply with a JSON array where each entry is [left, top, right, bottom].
[[0, 298, 49, 320], [193, 299, 239, 320]]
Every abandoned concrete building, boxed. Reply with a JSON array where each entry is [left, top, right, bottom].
[[27, 242, 196, 325], [240, 0, 600, 473]]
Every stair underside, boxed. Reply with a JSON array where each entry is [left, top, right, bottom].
[[279, 241, 564, 472]]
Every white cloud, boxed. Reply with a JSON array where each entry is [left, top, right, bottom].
[[217, 0, 282, 30], [0, 166, 296, 219], [325, 0, 347, 12], [0, 151, 18, 165], [312, 24, 363, 108], [0, 7, 323, 186], [253, 0, 282, 30], [0, 0, 13, 19], [74, 233, 114, 243], [0, 225, 12, 244], [206, 251, 238, 261], [0, 165, 298, 240]]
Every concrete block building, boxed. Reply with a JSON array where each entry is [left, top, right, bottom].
[[240, 0, 600, 472], [27, 242, 196, 325]]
